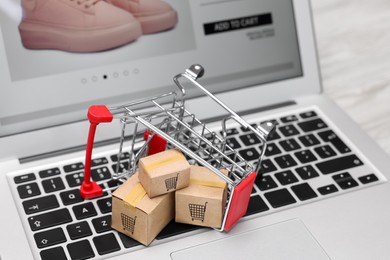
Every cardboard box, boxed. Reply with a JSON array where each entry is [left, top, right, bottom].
[[111, 173, 175, 246], [139, 149, 190, 198], [175, 165, 228, 229]]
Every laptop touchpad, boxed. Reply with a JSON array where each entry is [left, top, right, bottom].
[[170, 219, 330, 260]]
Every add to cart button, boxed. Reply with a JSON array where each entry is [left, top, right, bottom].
[[203, 13, 273, 35]]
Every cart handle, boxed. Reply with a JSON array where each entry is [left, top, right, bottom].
[[80, 106, 113, 199], [174, 64, 275, 142]]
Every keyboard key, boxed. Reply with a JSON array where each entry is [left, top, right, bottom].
[[255, 175, 278, 191], [240, 123, 258, 132], [34, 227, 66, 248], [318, 184, 338, 195], [60, 189, 84, 205], [294, 149, 317, 164], [239, 133, 261, 146], [67, 221, 92, 240], [226, 137, 241, 149], [156, 220, 202, 240], [244, 195, 269, 216], [93, 233, 120, 255], [298, 118, 327, 132], [291, 183, 317, 201], [278, 124, 300, 137], [359, 173, 379, 184], [73, 202, 97, 220], [259, 159, 277, 174], [66, 172, 84, 187], [295, 165, 319, 180], [28, 208, 72, 231], [17, 182, 41, 199], [91, 157, 109, 167], [223, 128, 239, 136], [40, 246, 67, 260], [298, 134, 320, 147], [332, 172, 359, 190], [280, 115, 298, 123], [299, 111, 317, 119], [97, 197, 112, 214], [110, 152, 130, 162], [14, 173, 36, 184], [261, 142, 282, 156], [63, 162, 84, 173], [264, 188, 296, 208], [239, 147, 260, 161], [279, 138, 301, 151], [39, 168, 61, 178], [23, 195, 59, 215], [42, 177, 65, 193], [91, 166, 111, 181], [274, 155, 297, 169], [118, 233, 141, 248], [275, 170, 299, 185], [268, 129, 281, 141], [92, 215, 112, 233], [316, 154, 363, 175], [314, 145, 337, 159], [67, 239, 95, 260], [318, 130, 351, 153], [111, 161, 129, 174]]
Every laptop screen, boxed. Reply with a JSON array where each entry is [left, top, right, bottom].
[[0, 0, 301, 136]]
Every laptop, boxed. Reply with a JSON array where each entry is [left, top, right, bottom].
[[1, 0, 389, 259]]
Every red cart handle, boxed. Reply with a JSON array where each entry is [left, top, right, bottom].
[[80, 106, 113, 199]]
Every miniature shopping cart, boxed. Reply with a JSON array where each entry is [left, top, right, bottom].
[[80, 64, 276, 231], [165, 173, 179, 191], [121, 214, 137, 234], [189, 202, 208, 222]]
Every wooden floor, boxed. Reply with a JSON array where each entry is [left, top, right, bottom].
[[311, 0, 390, 154]]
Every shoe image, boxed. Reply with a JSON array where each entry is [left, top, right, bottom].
[[18, 0, 142, 52], [107, 0, 178, 34]]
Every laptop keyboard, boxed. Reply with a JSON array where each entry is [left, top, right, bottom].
[[9, 108, 383, 260]]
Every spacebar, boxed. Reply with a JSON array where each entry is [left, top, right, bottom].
[[315, 154, 363, 175]]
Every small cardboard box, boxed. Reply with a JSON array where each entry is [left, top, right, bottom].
[[111, 173, 175, 246], [139, 149, 190, 198], [175, 165, 228, 229]]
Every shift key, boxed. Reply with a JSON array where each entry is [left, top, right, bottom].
[[28, 208, 72, 231], [316, 154, 363, 175]]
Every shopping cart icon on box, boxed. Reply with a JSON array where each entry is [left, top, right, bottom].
[[121, 214, 137, 234], [189, 202, 208, 222], [80, 64, 276, 232], [165, 173, 179, 191]]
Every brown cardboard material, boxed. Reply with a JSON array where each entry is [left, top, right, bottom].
[[139, 149, 190, 198], [111, 173, 175, 246], [175, 165, 228, 229]]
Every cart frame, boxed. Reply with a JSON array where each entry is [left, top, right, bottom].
[[80, 64, 275, 231]]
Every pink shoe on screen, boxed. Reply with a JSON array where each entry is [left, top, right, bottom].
[[19, 0, 142, 52], [107, 0, 178, 34]]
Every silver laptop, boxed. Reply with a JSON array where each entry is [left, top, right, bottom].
[[1, 0, 389, 259]]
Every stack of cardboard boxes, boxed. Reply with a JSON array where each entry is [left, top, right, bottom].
[[111, 149, 228, 246]]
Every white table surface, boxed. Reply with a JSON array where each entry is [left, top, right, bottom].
[[311, 0, 390, 155]]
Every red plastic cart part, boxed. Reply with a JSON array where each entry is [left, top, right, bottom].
[[144, 131, 167, 156], [80, 106, 113, 199], [223, 172, 256, 231]]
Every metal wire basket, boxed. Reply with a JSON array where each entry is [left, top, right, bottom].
[[80, 64, 275, 231]]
